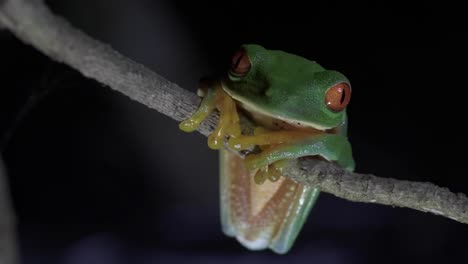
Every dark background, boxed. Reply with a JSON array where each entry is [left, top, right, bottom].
[[1, 1, 468, 263]]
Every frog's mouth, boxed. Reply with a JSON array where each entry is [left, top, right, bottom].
[[221, 83, 331, 132]]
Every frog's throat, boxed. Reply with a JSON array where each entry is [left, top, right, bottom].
[[220, 82, 330, 131]]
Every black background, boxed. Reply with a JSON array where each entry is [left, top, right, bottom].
[[1, 1, 468, 263]]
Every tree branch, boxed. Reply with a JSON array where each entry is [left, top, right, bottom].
[[1, 0, 468, 225], [0, 157, 19, 264]]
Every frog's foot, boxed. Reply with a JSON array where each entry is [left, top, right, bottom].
[[207, 85, 241, 149], [253, 160, 288, 185], [179, 79, 216, 132], [179, 80, 242, 149]]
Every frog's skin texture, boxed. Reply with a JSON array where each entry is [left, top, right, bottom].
[[179, 44, 355, 254]]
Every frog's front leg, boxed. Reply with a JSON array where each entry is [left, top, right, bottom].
[[179, 80, 241, 149], [244, 134, 355, 172], [227, 129, 322, 150], [179, 79, 218, 133]]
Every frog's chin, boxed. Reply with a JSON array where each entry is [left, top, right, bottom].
[[222, 85, 330, 131]]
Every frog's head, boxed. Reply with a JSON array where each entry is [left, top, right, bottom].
[[223, 44, 352, 130]]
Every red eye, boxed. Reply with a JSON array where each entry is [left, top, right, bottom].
[[230, 48, 251, 76], [325, 82, 351, 112]]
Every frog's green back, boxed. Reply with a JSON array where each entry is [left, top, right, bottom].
[[224, 44, 351, 130]]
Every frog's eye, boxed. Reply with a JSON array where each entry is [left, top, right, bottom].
[[325, 82, 351, 112], [230, 48, 251, 76]]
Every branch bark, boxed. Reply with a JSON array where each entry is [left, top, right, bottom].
[[1, 0, 468, 225]]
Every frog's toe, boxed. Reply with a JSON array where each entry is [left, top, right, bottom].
[[179, 118, 200, 132], [254, 167, 269, 185]]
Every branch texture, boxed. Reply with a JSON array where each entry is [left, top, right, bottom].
[[1, 0, 468, 225]]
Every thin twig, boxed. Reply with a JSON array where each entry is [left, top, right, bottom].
[[1, 64, 80, 152], [1, 0, 468, 225], [0, 157, 19, 264]]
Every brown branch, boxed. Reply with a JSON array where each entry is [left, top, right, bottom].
[[284, 159, 468, 223], [1, 0, 468, 225]]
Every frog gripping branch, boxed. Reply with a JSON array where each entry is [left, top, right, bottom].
[[4, 1, 468, 257], [0, 1, 357, 259], [179, 44, 355, 254]]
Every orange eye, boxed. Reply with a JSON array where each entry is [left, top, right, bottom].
[[230, 48, 251, 76], [325, 82, 351, 112]]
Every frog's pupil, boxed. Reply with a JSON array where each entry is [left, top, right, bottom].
[[234, 54, 242, 69], [340, 89, 346, 104]]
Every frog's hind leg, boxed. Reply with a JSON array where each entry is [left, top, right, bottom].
[[220, 149, 320, 254], [226, 133, 353, 253]]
